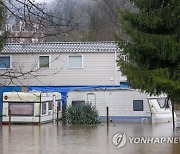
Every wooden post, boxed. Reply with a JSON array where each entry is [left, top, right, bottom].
[[53, 95, 56, 123], [172, 101, 175, 132], [8, 109, 11, 125], [22, 86, 28, 92], [106, 106, 109, 127], [39, 94, 42, 124], [57, 106, 59, 124]]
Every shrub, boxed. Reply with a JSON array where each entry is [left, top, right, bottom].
[[66, 103, 100, 124]]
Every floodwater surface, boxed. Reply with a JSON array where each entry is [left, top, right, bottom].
[[0, 121, 180, 154]]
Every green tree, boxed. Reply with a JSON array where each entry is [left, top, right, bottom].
[[116, 0, 180, 103], [66, 103, 100, 125]]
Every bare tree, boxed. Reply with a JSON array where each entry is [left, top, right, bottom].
[[79, 0, 135, 41], [0, 0, 136, 86], [0, 61, 63, 86], [0, 0, 78, 86], [0, 0, 80, 43], [44, 0, 82, 41]]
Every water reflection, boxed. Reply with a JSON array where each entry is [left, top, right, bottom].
[[0, 122, 180, 154]]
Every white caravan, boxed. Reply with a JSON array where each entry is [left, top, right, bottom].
[[2, 91, 62, 124], [66, 89, 175, 123]]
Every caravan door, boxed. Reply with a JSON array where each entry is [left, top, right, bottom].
[[87, 93, 96, 107]]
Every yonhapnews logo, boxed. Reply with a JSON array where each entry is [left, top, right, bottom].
[[112, 132, 180, 148], [112, 132, 127, 148]]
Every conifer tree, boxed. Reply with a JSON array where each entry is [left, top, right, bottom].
[[116, 0, 180, 102]]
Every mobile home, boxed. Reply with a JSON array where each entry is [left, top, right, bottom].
[[1, 42, 126, 86], [2, 91, 62, 124], [67, 89, 175, 123]]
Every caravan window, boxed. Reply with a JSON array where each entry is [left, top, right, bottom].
[[133, 100, 143, 111], [157, 98, 169, 108], [42, 103, 47, 115], [48, 102, 53, 110], [72, 100, 85, 107], [9, 103, 34, 116]]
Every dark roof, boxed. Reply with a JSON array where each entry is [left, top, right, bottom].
[[2, 41, 120, 54]]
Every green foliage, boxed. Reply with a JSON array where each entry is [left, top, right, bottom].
[[66, 103, 100, 125], [116, 0, 180, 102]]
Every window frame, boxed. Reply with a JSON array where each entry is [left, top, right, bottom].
[[42, 102, 47, 115], [157, 98, 170, 109], [0, 55, 11, 69], [120, 54, 129, 62], [133, 100, 144, 111], [72, 100, 85, 107], [48, 101, 53, 111], [8, 102, 34, 116], [67, 55, 83, 69], [38, 55, 51, 68], [32, 38, 39, 43]]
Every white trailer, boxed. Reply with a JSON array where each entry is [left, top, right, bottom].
[[2, 91, 62, 124], [66, 89, 175, 123]]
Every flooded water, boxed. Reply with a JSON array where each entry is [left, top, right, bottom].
[[0, 121, 180, 154]]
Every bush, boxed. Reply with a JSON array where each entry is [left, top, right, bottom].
[[66, 103, 100, 125]]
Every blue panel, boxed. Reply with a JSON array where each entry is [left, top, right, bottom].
[[99, 116, 151, 120], [0, 86, 22, 122], [120, 82, 129, 87], [99, 116, 151, 122]]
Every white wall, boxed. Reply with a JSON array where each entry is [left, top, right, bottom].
[[67, 90, 151, 117], [0, 52, 127, 86]]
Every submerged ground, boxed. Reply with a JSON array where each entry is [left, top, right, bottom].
[[0, 112, 180, 154]]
